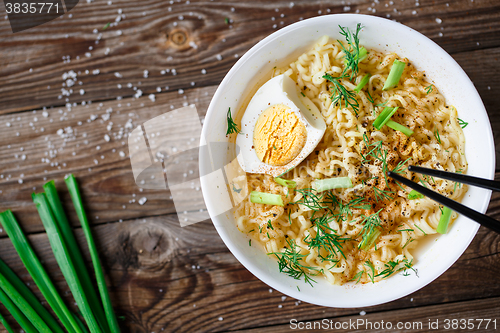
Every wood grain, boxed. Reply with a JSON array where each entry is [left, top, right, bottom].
[[0, 215, 499, 332], [1, 0, 500, 114], [0, 85, 215, 235], [1, 0, 500, 331]]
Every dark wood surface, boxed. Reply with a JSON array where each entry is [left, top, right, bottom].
[[1, 0, 500, 332]]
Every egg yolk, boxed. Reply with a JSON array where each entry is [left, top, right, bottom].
[[253, 104, 307, 166]]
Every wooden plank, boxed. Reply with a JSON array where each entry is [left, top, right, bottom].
[[0, 215, 499, 331], [1, 75, 500, 236], [234, 297, 500, 332], [1, 0, 500, 114], [0, 85, 216, 235]]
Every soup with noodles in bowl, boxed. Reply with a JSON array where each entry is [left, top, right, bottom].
[[200, 14, 494, 307]]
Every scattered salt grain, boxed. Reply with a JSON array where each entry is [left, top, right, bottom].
[[218, 317, 223, 321], [360, 311, 366, 316], [201, 69, 206, 75], [143, 70, 149, 78], [119, 151, 125, 157], [138, 197, 147, 205], [435, 18, 442, 24], [149, 94, 156, 102]]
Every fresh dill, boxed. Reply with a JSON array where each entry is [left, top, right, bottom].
[[366, 90, 375, 103], [351, 270, 364, 284], [425, 84, 433, 94], [375, 101, 389, 108], [434, 128, 441, 144], [103, 22, 111, 30], [249, 239, 251, 246], [300, 92, 306, 97], [267, 232, 271, 239], [293, 188, 325, 211], [267, 220, 274, 230], [226, 107, 241, 135], [373, 187, 394, 202], [224, 17, 229, 24], [375, 258, 415, 278], [323, 73, 360, 115], [392, 157, 412, 175], [402, 237, 414, 249], [364, 261, 375, 283], [338, 23, 364, 79], [360, 134, 391, 186], [305, 214, 349, 260], [414, 224, 427, 236], [458, 118, 468, 129], [358, 209, 383, 249], [397, 228, 414, 232], [269, 238, 319, 286]]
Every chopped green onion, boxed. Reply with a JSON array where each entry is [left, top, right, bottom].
[[0, 311, 15, 333], [250, 191, 284, 206], [274, 177, 296, 188], [65, 175, 121, 333], [407, 190, 424, 200], [0, 286, 37, 333], [437, 206, 453, 234], [386, 120, 414, 136], [344, 46, 367, 67], [32, 193, 102, 333], [0, 258, 64, 333], [358, 46, 368, 62], [43, 181, 109, 333], [313, 177, 353, 192], [373, 106, 399, 130], [359, 228, 381, 250], [354, 73, 371, 93], [0, 210, 82, 333], [383, 59, 406, 91]]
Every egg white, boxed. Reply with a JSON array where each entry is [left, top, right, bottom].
[[236, 74, 326, 177]]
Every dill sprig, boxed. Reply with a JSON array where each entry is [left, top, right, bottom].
[[305, 214, 349, 260], [364, 261, 375, 283], [458, 118, 468, 129], [373, 187, 394, 202], [226, 107, 241, 135], [269, 238, 319, 286], [338, 23, 364, 79], [350, 270, 364, 284], [375, 257, 415, 278], [392, 157, 412, 175], [357, 209, 383, 249], [434, 128, 441, 143], [323, 73, 360, 115], [425, 84, 433, 94], [360, 134, 391, 186], [293, 188, 325, 211]]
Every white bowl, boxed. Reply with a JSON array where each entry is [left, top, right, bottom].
[[200, 14, 495, 308]]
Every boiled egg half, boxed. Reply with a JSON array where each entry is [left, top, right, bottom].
[[236, 74, 326, 177]]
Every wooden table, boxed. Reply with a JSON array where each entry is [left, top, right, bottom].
[[1, 0, 499, 332]]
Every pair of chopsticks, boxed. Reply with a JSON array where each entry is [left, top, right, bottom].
[[387, 165, 500, 234]]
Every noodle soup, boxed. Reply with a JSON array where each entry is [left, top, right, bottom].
[[233, 33, 467, 285]]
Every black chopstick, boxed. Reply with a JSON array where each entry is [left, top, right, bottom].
[[387, 171, 500, 234], [408, 165, 500, 192]]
